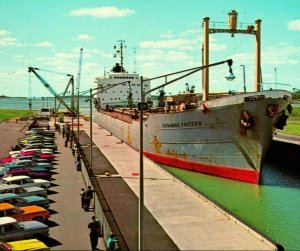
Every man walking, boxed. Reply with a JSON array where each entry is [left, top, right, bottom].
[[88, 216, 99, 251]]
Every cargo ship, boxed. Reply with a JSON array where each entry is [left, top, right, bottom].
[[93, 11, 292, 184]]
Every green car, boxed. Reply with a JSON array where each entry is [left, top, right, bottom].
[[0, 193, 49, 208]]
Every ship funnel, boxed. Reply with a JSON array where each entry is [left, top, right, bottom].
[[228, 10, 238, 37]]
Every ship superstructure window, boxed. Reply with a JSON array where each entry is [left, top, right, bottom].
[[113, 76, 135, 79]]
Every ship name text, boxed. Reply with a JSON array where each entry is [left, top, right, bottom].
[[162, 121, 202, 128]]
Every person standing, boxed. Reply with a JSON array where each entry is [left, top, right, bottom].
[[80, 188, 85, 209], [106, 233, 118, 251], [88, 216, 99, 251], [84, 186, 94, 211], [62, 125, 66, 138]]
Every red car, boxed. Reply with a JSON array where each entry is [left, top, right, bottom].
[[3, 168, 52, 181], [0, 156, 14, 164], [1, 153, 55, 164]]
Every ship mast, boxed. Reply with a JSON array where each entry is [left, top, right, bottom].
[[114, 40, 126, 73], [202, 10, 262, 101]]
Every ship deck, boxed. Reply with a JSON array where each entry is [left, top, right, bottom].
[[77, 118, 277, 250]]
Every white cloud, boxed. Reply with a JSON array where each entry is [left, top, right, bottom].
[[14, 55, 23, 59], [140, 39, 192, 49], [84, 62, 100, 69], [35, 41, 54, 47], [69, 6, 134, 18], [287, 59, 299, 65], [288, 20, 300, 30], [0, 36, 19, 47], [210, 43, 226, 51], [0, 30, 10, 36], [77, 34, 94, 41], [160, 31, 175, 39], [181, 29, 201, 36], [263, 45, 300, 64]]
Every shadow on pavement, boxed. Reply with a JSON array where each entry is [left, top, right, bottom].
[[48, 209, 58, 215], [45, 219, 59, 228], [43, 236, 62, 248]]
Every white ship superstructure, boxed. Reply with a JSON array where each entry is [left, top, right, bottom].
[[94, 70, 151, 110]]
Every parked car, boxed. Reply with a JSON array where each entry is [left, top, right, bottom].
[[1, 156, 51, 165], [19, 138, 55, 145], [14, 155, 53, 164], [3, 169, 52, 181], [23, 143, 57, 152], [0, 203, 49, 222], [12, 151, 55, 162], [0, 217, 49, 242], [0, 193, 49, 209], [4, 160, 54, 170], [25, 129, 55, 137], [0, 166, 50, 179], [0, 176, 51, 190], [0, 238, 49, 251], [8, 149, 53, 156], [0, 185, 47, 198]]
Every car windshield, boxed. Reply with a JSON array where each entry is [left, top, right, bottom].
[[14, 197, 26, 203], [23, 178, 33, 184], [16, 222, 24, 228]]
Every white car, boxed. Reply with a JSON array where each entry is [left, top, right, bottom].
[[0, 217, 49, 242], [9, 149, 53, 156], [0, 176, 51, 190]]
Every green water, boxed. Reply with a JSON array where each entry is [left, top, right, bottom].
[[163, 163, 300, 250]]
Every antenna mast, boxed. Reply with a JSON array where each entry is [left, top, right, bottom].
[[133, 47, 137, 73], [114, 40, 126, 73]]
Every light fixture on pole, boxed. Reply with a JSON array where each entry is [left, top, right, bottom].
[[225, 60, 236, 81], [240, 64, 246, 93]]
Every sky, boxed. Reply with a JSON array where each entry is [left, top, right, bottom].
[[0, 0, 300, 97]]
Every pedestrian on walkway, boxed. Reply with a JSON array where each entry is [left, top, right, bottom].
[[62, 125, 66, 138], [84, 186, 94, 211], [80, 188, 85, 209], [88, 216, 100, 251], [106, 233, 118, 251]]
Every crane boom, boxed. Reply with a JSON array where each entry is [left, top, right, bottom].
[[28, 67, 75, 115]]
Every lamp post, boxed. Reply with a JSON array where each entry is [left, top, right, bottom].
[[274, 67, 277, 90], [240, 65, 246, 93], [54, 95, 57, 126], [138, 59, 235, 251], [89, 88, 93, 170]]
